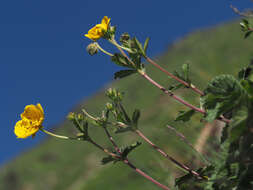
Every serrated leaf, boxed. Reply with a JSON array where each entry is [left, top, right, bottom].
[[201, 75, 247, 122], [240, 80, 253, 97], [143, 37, 150, 54], [132, 109, 140, 125], [111, 53, 134, 68], [114, 69, 137, 79], [121, 142, 142, 158], [175, 110, 196, 122], [229, 106, 248, 142]]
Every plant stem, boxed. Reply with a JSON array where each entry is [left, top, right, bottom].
[[109, 39, 134, 53], [166, 125, 209, 165], [40, 128, 79, 140], [135, 129, 205, 179], [110, 38, 230, 124], [88, 137, 171, 190], [88, 137, 121, 159], [82, 108, 98, 121], [144, 56, 204, 96], [124, 159, 171, 190], [95, 42, 113, 56], [103, 125, 122, 154], [141, 72, 205, 113]]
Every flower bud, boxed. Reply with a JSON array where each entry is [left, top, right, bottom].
[[77, 113, 84, 121], [106, 88, 123, 102], [86, 43, 99, 55], [106, 102, 113, 110], [67, 112, 75, 121]]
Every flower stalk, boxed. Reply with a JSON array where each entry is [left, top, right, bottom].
[[95, 42, 114, 57], [40, 128, 78, 140]]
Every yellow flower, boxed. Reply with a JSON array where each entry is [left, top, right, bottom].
[[85, 16, 111, 41], [14, 103, 44, 138]]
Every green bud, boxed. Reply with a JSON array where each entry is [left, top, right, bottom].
[[86, 43, 99, 55], [106, 102, 113, 110], [106, 88, 123, 102], [76, 132, 85, 138], [77, 113, 84, 121], [67, 112, 75, 121]]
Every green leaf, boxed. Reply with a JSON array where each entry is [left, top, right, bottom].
[[111, 53, 134, 68], [132, 109, 140, 125], [119, 104, 132, 123], [143, 37, 150, 54], [129, 52, 143, 70], [238, 63, 253, 80], [228, 106, 248, 142], [182, 63, 190, 84], [101, 155, 119, 165], [133, 37, 146, 56], [114, 126, 132, 134], [168, 83, 184, 91], [201, 75, 247, 122], [240, 80, 253, 97], [172, 63, 191, 85], [114, 69, 137, 79], [244, 31, 252, 39], [240, 19, 249, 32], [175, 110, 196, 122], [121, 142, 142, 158]]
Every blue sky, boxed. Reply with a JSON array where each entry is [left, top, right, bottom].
[[1, 0, 252, 166]]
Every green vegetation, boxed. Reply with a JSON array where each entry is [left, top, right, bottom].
[[1, 21, 252, 190]]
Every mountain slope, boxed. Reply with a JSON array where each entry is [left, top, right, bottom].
[[1, 21, 252, 190]]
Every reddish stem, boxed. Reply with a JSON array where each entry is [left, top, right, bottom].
[[103, 126, 122, 154], [135, 129, 204, 179], [145, 56, 204, 96], [114, 39, 230, 124], [141, 72, 205, 114], [124, 159, 171, 190], [89, 134, 170, 190]]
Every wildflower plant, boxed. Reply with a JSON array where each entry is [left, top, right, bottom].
[[14, 14, 253, 190]]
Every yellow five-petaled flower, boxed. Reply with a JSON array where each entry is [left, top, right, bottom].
[[14, 103, 44, 138], [85, 16, 111, 41]]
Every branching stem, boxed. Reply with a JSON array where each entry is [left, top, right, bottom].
[[144, 56, 204, 96]]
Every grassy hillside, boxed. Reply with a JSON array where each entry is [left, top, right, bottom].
[[1, 21, 252, 190]]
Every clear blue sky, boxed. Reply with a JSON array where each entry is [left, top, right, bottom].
[[1, 0, 252, 166]]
